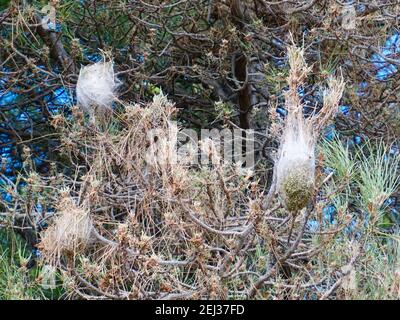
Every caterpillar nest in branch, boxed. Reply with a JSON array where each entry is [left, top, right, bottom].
[[39, 195, 92, 265], [76, 59, 119, 124], [276, 117, 315, 212], [274, 44, 344, 212]]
